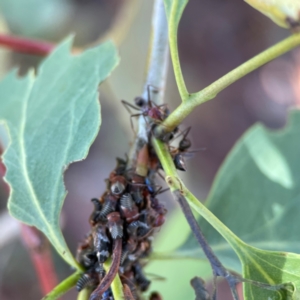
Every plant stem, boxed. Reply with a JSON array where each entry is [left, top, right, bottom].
[[0, 34, 55, 56], [155, 33, 300, 136], [128, 0, 169, 167], [21, 225, 59, 295], [167, 2, 189, 100], [152, 137, 241, 300], [151, 138, 243, 252], [104, 259, 124, 300], [152, 138, 241, 300], [90, 239, 123, 300], [142, 0, 169, 105], [77, 288, 92, 300], [42, 272, 81, 300]]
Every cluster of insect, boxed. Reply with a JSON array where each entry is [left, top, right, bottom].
[[76, 90, 193, 300]]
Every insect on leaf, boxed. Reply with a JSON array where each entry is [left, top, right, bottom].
[[0, 37, 119, 270]]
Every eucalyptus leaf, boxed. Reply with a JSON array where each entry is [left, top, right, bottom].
[[0, 38, 119, 270], [173, 110, 300, 299], [147, 208, 212, 300]]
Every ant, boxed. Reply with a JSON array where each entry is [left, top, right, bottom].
[[121, 85, 170, 134], [169, 127, 205, 171]]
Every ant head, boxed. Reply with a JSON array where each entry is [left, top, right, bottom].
[[134, 96, 146, 107], [179, 138, 191, 151]]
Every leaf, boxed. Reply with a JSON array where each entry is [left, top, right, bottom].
[[0, 0, 72, 37], [239, 244, 297, 299], [0, 37, 119, 270], [244, 0, 300, 29], [146, 208, 212, 300], [173, 110, 300, 299]]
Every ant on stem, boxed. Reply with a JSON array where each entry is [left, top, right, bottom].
[[121, 85, 172, 138]]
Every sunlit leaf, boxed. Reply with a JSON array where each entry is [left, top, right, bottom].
[[244, 0, 300, 29], [0, 38, 119, 269]]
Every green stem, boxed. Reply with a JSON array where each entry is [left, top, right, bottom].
[[103, 259, 124, 300], [168, 3, 189, 100], [159, 33, 300, 133], [42, 272, 81, 300], [77, 288, 92, 300], [152, 137, 244, 253]]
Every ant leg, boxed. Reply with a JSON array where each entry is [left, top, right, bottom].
[[176, 126, 191, 140], [147, 84, 160, 106], [121, 100, 140, 114], [153, 186, 169, 196], [130, 113, 142, 133], [182, 126, 191, 139], [147, 84, 160, 96], [147, 85, 153, 107], [157, 170, 165, 181]]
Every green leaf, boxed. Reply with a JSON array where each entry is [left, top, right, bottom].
[[147, 208, 212, 300], [0, 0, 72, 37], [239, 244, 298, 299], [0, 37, 119, 270], [174, 110, 300, 299]]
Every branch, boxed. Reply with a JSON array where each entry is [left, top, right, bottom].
[[128, 0, 169, 166], [155, 33, 300, 137], [89, 239, 122, 300], [0, 34, 55, 56], [142, 0, 169, 105], [151, 137, 241, 300], [21, 225, 59, 295]]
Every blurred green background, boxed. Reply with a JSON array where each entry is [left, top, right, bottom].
[[0, 0, 297, 299]]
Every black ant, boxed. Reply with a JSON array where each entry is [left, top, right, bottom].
[[170, 127, 205, 171]]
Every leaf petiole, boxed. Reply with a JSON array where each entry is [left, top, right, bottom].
[[42, 272, 81, 300], [155, 33, 300, 137]]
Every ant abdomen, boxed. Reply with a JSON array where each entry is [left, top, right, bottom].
[[174, 153, 186, 171]]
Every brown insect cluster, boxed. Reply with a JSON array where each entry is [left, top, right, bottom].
[[76, 93, 192, 300]]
